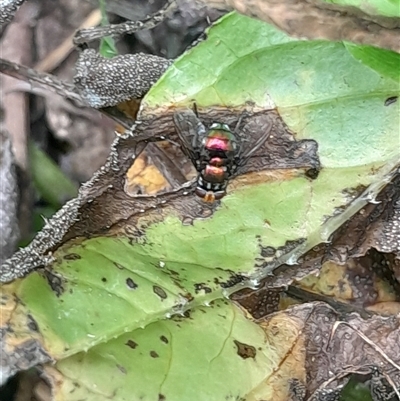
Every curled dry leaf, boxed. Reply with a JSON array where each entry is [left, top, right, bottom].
[[206, 0, 400, 52], [313, 171, 400, 295], [233, 299, 400, 399], [323, 172, 400, 260], [354, 174, 400, 258]]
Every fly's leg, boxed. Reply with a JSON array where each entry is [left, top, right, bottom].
[[233, 110, 248, 134], [233, 109, 253, 157], [190, 102, 206, 148], [233, 100, 259, 135], [193, 102, 199, 117], [73, 0, 177, 45]]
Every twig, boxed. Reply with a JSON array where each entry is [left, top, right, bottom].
[[0, 58, 84, 104], [73, 0, 177, 44], [34, 9, 102, 72]]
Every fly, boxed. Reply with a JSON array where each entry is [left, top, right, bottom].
[[173, 108, 272, 202]]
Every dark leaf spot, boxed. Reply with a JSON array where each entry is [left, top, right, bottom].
[[261, 246, 276, 257], [384, 96, 398, 106], [27, 314, 39, 332], [215, 273, 245, 288], [101, 277, 107, 283], [153, 286, 167, 300], [126, 277, 138, 289], [305, 168, 320, 179], [233, 340, 256, 359], [63, 253, 81, 260], [150, 350, 159, 358], [181, 292, 194, 302], [194, 283, 212, 294], [160, 335, 168, 344], [43, 271, 65, 297], [168, 269, 179, 276], [116, 364, 127, 374], [125, 340, 138, 349], [158, 395, 166, 401]]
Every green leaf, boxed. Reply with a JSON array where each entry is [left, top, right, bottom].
[[29, 142, 78, 208], [18, 206, 58, 246], [99, 36, 118, 59], [340, 377, 373, 401], [98, 0, 117, 58], [49, 301, 286, 401], [345, 42, 400, 83], [14, 237, 232, 355]]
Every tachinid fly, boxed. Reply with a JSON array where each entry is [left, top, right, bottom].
[[173, 108, 272, 202]]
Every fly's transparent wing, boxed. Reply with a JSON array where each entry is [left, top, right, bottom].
[[173, 109, 206, 165], [238, 114, 273, 163]]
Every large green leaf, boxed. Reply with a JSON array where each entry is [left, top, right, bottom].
[[345, 42, 400, 83], [30, 142, 78, 208], [50, 300, 293, 401]]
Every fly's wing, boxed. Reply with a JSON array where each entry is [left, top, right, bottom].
[[173, 109, 206, 168], [238, 114, 273, 163]]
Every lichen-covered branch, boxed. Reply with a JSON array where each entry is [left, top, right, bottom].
[[74, 49, 172, 108], [73, 0, 177, 44], [0, 58, 84, 104], [0, 107, 19, 264], [0, 50, 172, 111], [0, 0, 25, 27]]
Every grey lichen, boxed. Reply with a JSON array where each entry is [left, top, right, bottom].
[[0, 123, 19, 264], [0, 197, 81, 283], [0, 0, 25, 27], [0, 329, 52, 386], [376, 198, 400, 254], [74, 49, 172, 108]]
